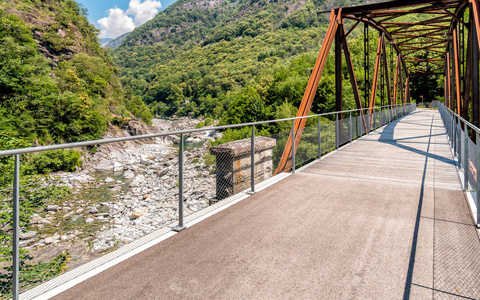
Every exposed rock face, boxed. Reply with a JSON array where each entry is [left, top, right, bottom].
[[2, 4, 91, 67], [126, 120, 155, 136], [103, 32, 129, 49]]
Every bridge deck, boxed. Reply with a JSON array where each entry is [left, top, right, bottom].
[[54, 109, 480, 300]]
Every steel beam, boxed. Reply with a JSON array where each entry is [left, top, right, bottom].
[[463, 21, 472, 121], [344, 15, 409, 75], [445, 51, 452, 109], [336, 24, 343, 113], [405, 76, 411, 103], [274, 10, 340, 174], [369, 33, 384, 113], [335, 25, 343, 147], [454, 28, 463, 114], [341, 25, 368, 133], [393, 55, 400, 105], [381, 35, 392, 106], [470, 5, 480, 127], [340, 0, 461, 15]]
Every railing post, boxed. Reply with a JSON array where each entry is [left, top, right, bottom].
[[373, 108, 376, 129], [476, 131, 480, 228], [12, 155, 19, 300], [250, 125, 255, 194], [453, 114, 456, 153], [366, 111, 370, 133], [464, 122, 469, 191], [335, 113, 339, 148], [448, 110, 452, 145], [173, 134, 185, 232], [349, 112, 352, 142], [292, 120, 296, 174], [384, 107, 387, 125], [318, 116, 321, 159], [458, 118, 462, 165]]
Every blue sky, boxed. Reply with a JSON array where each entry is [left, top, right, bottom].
[[77, 0, 177, 39]]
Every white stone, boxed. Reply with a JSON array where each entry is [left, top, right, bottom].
[[87, 207, 98, 214], [19, 231, 37, 240], [46, 205, 60, 211], [129, 174, 145, 187], [123, 170, 135, 180], [104, 177, 115, 183], [44, 234, 59, 244], [113, 162, 123, 171]]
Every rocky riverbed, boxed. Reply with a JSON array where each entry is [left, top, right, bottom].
[[18, 117, 220, 272]]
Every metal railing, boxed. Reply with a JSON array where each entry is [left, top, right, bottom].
[[0, 103, 415, 299], [435, 101, 480, 229]]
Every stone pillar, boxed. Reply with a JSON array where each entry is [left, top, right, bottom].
[[210, 137, 276, 200]]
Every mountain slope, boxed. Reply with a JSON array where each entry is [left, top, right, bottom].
[[114, 0, 362, 121], [0, 0, 152, 145], [103, 32, 130, 49]]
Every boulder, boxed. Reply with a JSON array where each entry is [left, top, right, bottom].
[[86, 207, 98, 214], [123, 170, 135, 180], [45, 205, 60, 212], [104, 177, 115, 183], [19, 231, 37, 240], [130, 174, 145, 187]]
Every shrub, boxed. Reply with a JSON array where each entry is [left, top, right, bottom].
[[23, 149, 82, 175]]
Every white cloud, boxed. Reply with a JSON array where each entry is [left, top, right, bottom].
[[127, 0, 162, 27], [98, 8, 135, 39], [98, 0, 162, 39]]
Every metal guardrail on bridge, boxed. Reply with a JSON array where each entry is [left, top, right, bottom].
[[0, 103, 414, 300], [435, 101, 480, 229]]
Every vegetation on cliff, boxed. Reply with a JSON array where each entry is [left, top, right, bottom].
[[0, 0, 152, 148]]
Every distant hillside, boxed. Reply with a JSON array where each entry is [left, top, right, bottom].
[[0, 0, 152, 145], [114, 0, 363, 121], [114, 0, 443, 127], [103, 32, 130, 49], [100, 37, 113, 46]]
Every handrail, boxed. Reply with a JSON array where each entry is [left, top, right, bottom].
[[435, 101, 480, 134], [3, 101, 416, 299], [434, 100, 480, 229], [0, 103, 408, 157]]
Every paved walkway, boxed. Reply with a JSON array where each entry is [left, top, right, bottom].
[[54, 109, 480, 299]]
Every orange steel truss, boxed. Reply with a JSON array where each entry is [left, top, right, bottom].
[[274, 0, 480, 174]]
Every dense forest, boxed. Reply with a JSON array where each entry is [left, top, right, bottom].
[[113, 0, 444, 127]]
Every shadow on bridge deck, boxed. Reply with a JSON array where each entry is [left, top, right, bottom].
[[53, 109, 480, 300]]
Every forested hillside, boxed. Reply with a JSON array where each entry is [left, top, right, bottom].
[[114, 0, 366, 124], [114, 0, 443, 127], [0, 0, 152, 147]]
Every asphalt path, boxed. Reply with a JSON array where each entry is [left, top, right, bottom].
[[54, 109, 480, 299]]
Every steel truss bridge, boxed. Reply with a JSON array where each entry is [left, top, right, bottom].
[[276, 0, 480, 174], [2, 0, 480, 299]]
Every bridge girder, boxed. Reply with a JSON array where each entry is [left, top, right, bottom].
[[274, 0, 480, 174]]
